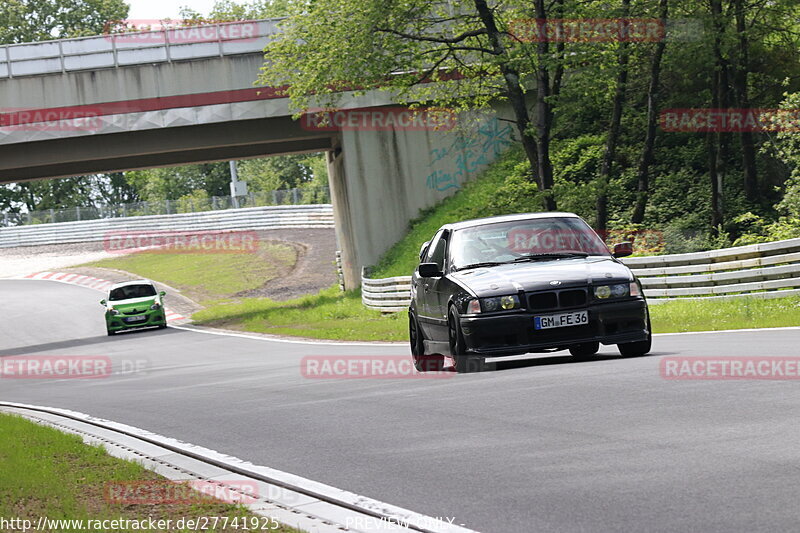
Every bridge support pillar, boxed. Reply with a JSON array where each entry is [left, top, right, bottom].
[[326, 108, 517, 290], [326, 141, 360, 290]]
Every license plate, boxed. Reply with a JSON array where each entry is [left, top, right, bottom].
[[125, 315, 146, 323], [534, 310, 588, 330]]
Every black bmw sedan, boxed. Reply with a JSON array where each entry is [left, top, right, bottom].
[[408, 212, 651, 373]]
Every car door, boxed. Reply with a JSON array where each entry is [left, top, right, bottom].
[[417, 229, 445, 338], [422, 230, 450, 340]]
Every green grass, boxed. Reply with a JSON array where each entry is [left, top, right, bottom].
[[649, 295, 800, 333], [84, 242, 297, 303], [193, 290, 800, 341], [78, 147, 800, 341], [0, 413, 302, 533], [192, 285, 407, 341]]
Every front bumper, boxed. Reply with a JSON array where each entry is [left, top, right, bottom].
[[459, 299, 648, 357], [106, 310, 165, 332]]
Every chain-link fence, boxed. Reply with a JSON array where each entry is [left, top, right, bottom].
[[1, 187, 331, 227]]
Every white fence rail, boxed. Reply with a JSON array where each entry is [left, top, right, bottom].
[[0, 204, 334, 248], [0, 19, 281, 79], [362, 237, 800, 312]]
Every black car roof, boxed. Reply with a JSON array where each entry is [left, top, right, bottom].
[[441, 212, 582, 232]]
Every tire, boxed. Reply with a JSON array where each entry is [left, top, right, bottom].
[[618, 316, 652, 357], [106, 328, 115, 336], [569, 341, 599, 359], [409, 310, 443, 372], [158, 322, 168, 329], [448, 306, 484, 373]]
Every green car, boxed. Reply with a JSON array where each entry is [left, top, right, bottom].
[[101, 280, 167, 336]]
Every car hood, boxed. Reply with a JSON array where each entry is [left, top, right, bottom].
[[108, 296, 158, 312], [450, 257, 633, 296]]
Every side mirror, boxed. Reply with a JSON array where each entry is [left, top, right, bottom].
[[418, 262, 443, 278], [159, 291, 166, 297], [419, 241, 430, 261], [612, 242, 633, 258], [100, 299, 106, 306]]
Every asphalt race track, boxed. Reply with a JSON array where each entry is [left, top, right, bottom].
[[2, 279, 800, 532]]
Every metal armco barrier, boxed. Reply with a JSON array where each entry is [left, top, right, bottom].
[[0, 204, 334, 248], [362, 237, 800, 312]]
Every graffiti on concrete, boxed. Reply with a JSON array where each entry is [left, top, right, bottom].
[[425, 118, 513, 192]]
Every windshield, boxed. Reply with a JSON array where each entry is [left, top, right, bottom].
[[449, 217, 610, 270], [108, 284, 157, 301]]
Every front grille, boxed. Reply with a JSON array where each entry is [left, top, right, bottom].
[[529, 292, 558, 310], [123, 309, 144, 315], [527, 288, 588, 311], [558, 289, 587, 308]]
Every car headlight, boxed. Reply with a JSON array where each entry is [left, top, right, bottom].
[[150, 303, 161, 310], [107, 308, 120, 315], [468, 295, 521, 313], [594, 282, 639, 299]]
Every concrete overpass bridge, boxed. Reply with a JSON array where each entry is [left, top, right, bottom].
[[0, 19, 516, 287]]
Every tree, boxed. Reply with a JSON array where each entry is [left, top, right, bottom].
[[631, 0, 668, 224], [0, 0, 129, 214], [0, 0, 128, 43], [596, 0, 631, 232], [258, 0, 559, 209], [180, 0, 293, 22]]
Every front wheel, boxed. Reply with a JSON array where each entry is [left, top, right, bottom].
[[448, 306, 484, 373], [569, 341, 599, 360], [618, 317, 652, 357], [409, 310, 443, 371], [106, 328, 115, 336]]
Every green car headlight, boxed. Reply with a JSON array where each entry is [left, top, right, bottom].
[[481, 294, 520, 312], [107, 308, 120, 315]]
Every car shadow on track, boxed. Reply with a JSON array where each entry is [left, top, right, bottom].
[[0, 327, 183, 356], [459, 350, 675, 374]]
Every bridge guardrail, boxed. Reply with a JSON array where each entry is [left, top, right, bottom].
[[0, 19, 281, 79], [361, 237, 800, 312], [0, 204, 334, 248]]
